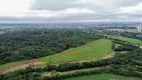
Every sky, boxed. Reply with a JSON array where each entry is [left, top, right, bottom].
[[0, 0, 142, 23]]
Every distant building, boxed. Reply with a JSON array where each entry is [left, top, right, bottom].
[[136, 24, 142, 33]]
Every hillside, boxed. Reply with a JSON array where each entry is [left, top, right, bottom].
[[39, 39, 113, 64], [0, 39, 113, 74], [0, 29, 141, 80]]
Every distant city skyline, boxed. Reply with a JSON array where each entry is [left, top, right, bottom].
[[136, 24, 142, 33], [0, 0, 142, 22]]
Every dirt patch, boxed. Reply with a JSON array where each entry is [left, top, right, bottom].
[[0, 60, 44, 75]]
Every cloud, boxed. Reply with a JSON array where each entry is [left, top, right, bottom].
[[0, 0, 142, 22], [0, 0, 33, 13], [119, 3, 142, 13]]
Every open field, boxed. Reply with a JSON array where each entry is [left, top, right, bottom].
[[39, 39, 113, 64], [113, 36, 142, 45], [0, 39, 113, 74], [105, 35, 142, 45], [64, 74, 141, 80]]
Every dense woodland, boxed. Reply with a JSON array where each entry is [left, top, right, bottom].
[[0, 28, 104, 64], [0, 28, 142, 80]]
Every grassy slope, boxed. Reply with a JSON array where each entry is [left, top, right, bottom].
[[0, 39, 113, 70], [39, 39, 113, 64], [64, 74, 141, 80]]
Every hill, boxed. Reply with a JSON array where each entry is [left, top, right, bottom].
[[0, 39, 113, 74], [39, 39, 113, 64]]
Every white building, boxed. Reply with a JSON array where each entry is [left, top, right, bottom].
[[136, 24, 142, 33]]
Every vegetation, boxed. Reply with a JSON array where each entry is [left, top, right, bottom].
[[0, 27, 142, 80], [0, 39, 113, 71], [101, 30, 142, 45], [0, 28, 104, 64], [0, 39, 114, 70], [0, 47, 141, 80], [64, 74, 141, 80], [0, 61, 23, 70], [39, 39, 113, 64], [111, 36, 142, 45]]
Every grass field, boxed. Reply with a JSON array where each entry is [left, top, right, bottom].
[[39, 39, 113, 64], [64, 74, 141, 80], [107, 35, 142, 46], [114, 36, 142, 45]]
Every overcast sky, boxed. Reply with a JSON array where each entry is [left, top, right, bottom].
[[0, 0, 142, 23]]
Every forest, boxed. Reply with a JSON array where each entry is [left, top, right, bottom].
[[0, 28, 104, 64], [0, 28, 141, 80]]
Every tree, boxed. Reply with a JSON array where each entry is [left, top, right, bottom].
[[112, 43, 115, 50]]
